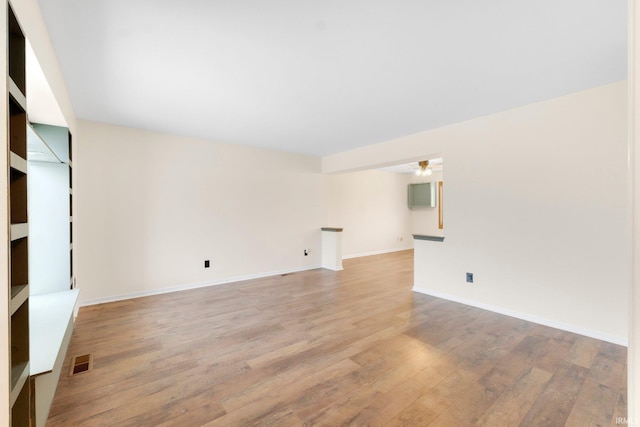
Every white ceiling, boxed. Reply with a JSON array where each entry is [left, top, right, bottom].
[[37, 1, 627, 157]]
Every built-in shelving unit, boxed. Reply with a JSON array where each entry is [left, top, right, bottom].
[[7, 3, 31, 425]]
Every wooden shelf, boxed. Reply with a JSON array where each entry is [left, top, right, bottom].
[[10, 361, 29, 406], [8, 77, 26, 111], [10, 151, 27, 174], [10, 284, 29, 316], [10, 223, 28, 241]]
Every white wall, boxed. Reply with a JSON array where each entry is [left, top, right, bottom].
[[75, 120, 328, 304], [323, 82, 628, 343], [327, 169, 413, 258], [409, 170, 444, 237], [28, 162, 70, 295]]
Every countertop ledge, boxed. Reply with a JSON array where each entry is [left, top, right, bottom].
[[412, 234, 445, 242]]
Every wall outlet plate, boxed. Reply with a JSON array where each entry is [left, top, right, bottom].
[[204, 260, 210, 268]]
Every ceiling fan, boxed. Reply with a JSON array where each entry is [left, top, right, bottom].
[[416, 160, 433, 176]]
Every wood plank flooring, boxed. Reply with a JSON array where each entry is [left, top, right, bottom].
[[48, 250, 627, 426]]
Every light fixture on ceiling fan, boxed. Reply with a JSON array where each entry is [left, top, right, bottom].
[[416, 160, 433, 176]]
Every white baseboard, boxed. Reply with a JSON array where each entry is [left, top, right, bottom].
[[343, 247, 413, 260], [79, 264, 322, 307], [412, 286, 628, 347]]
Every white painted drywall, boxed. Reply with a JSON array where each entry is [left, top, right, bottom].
[[327, 169, 413, 258], [409, 170, 444, 237], [11, 0, 76, 133], [27, 162, 70, 295], [323, 82, 629, 343], [75, 120, 328, 304]]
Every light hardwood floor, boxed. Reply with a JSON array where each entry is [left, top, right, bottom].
[[48, 250, 627, 426]]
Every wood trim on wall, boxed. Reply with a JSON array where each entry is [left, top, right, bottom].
[[438, 181, 443, 229]]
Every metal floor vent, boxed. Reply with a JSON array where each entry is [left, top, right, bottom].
[[69, 353, 93, 376]]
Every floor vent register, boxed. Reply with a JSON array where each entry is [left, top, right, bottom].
[[69, 353, 93, 376]]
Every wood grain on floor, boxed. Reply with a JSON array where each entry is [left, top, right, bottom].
[[47, 250, 627, 426]]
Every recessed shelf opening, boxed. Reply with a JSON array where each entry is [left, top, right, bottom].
[[10, 169, 28, 224], [11, 380, 29, 427], [8, 6, 26, 94], [9, 99, 27, 159], [11, 301, 29, 382], [11, 237, 28, 287]]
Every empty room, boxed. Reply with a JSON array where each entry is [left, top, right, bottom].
[[2, 1, 639, 426]]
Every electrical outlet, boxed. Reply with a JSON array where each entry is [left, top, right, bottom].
[[204, 260, 210, 268], [466, 272, 473, 283], [304, 249, 309, 256]]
